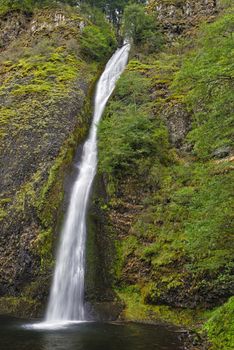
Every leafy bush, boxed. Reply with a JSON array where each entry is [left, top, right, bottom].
[[98, 69, 170, 176], [204, 297, 234, 350], [122, 3, 163, 52], [174, 11, 234, 159], [80, 23, 116, 61], [99, 106, 169, 176]]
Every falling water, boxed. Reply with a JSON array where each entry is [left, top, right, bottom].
[[45, 44, 130, 323]]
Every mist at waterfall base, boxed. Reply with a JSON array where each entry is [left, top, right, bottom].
[[0, 46, 183, 349]]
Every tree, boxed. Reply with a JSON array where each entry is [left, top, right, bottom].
[[80, 0, 127, 27], [122, 3, 163, 52]]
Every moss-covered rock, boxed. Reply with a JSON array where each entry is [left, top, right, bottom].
[[204, 297, 234, 350]]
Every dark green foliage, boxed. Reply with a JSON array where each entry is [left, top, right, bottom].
[[80, 0, 136, 26], [78, 5, 117, 60], [99, 107, 169, 176], [122, 3, 163, 52], [174, 11, 234, 159], [204, 297, 234, 350], [98, 70, 170, 177], [80, 18, 117, 60]]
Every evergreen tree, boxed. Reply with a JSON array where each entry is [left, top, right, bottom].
[[123, 3, 163, 52]]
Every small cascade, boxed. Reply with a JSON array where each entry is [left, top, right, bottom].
[[45, 44, 130, 323]]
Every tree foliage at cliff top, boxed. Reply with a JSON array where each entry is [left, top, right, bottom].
[[122, 3, 163, 52]]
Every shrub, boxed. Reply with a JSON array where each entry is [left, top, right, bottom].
[[174, 11, 234, 159], [204, 297, 234, 350], [80, 24, 116, 60], [122, 3, 163, 52]]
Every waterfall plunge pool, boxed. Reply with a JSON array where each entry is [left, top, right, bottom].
[[0, 315, 183, 350]]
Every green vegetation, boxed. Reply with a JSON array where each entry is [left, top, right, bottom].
[[174, 10, 234, 159], [80, 23, 116, 61], [98, 69, 170, 178], [204, 297, 234, 350], [0, 296, 40, 318], [118, 286, 207, 327], [97, 3, 234, 348], [122, 3, 163, 52], [0, 1, 233, 349]]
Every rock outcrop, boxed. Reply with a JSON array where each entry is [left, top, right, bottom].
[[148, 0, 217, 39]]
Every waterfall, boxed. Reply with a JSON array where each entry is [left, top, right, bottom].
[[45, 44, 130, 323]]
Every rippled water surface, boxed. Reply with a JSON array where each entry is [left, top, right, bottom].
[[0, 316, 183, 350]]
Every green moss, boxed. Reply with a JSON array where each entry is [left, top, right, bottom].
[[127, 60, 154, 73], [174, 10, 234, 159], [16, 104, 91, 271], [204, 297, 234, 350], [0, 52, 83, 98], [114, 236, 138, 281], [117, 286, 206, 327], [0, 296, 41, 318], [34, 228, 53, 270]]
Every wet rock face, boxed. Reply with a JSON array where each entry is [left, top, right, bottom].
[[0, 74, 91, 299], [149, 0, 217, 38], [86, 301, 124, 321], [0, 4, 117, 316], [0, 9, 86, 51], [212, 146, 232, 159], [0, 12, 32, 50], [161, 102, 191, 150]]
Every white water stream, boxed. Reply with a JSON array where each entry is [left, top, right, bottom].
[[44, 44, 130, 324]]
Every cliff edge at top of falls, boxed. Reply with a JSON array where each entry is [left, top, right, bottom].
[[0, 2, 116, 316]]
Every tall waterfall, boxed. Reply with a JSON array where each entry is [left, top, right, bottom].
[[45, 44, 130, 323]]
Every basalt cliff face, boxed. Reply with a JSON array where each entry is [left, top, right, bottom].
[[148, 0, 218, 39], [0, 5, 116, 316]]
